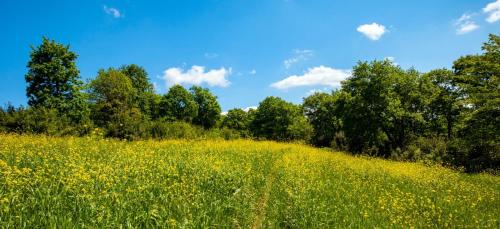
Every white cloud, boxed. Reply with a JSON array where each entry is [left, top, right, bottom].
[[457, 21, 480, 34], [103, 5, 122, 18], [204, 53, 219, 59], [283, 49, 314, 69], [457, 13, 473, 23], [162, 65, 231, 88], [455, 13, 479, 34], [357, 23, 387, 40], [249, 69, 257, 75], [271, 65, 350, 90], [484, 0, 500, 23]]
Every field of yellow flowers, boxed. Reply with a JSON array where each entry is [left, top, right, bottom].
[[0, 134, 498, 228]]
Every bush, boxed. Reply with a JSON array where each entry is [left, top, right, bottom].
[[394, 136, 448, 163], [0, 106, 88, 136], [150, 120, 202, 139], [104, 109, 150, 140]]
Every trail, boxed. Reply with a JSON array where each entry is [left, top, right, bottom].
[[250, 156, 281, 229]]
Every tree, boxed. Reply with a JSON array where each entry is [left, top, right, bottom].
[[303, 91, 343, 147], [450, 34, 500, 172], [190, 86, 221, 129], [221, 108, 251, 135], [119, 64, 155, 118], [119, 64, 154, 94], [422, 69, 460, 139], [250, 96, 311, 141], [89, 68, 136, 112], [88, 68, 144, 139], [160, 85, 198, 122], [341, 60, 425, 156], [25, 37, 90, 124]]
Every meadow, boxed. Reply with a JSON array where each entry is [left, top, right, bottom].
[[0, 134, 498, 228]]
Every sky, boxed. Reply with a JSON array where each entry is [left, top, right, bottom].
[[0, 0, 499, 112]]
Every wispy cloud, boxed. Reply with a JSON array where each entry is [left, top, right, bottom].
[[484, 0, 500, 23], [357, 23, 387, 40], [283, 49, 314, 69], [455, 13, 479, 35], [271, 65, 350, 90], [249, 69, 257, 75], [103, 5, 122, 18], [162, 65, 231, 88]]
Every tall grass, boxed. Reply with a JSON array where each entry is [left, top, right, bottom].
[[0, 134, 498, 227]]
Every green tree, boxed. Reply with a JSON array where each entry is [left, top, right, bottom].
[[190, 86, 221, 129], [25, 37, 88, 122], [450, 34, 500, 172], [160, 85, 198, 122], [221, 108, 251, 136], [119, 64, 154, 94], [250, 96, 311, 141], [303, 91, 344, 147], [88, 68, 145, 139], [341, 60, 425, 156], [422, 69, 460, 139], [119, 64, 155, 118]]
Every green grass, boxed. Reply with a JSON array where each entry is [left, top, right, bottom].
[[0, 134, 498, 228]]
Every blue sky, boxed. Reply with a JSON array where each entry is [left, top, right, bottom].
[[0, 0, 499, 111]]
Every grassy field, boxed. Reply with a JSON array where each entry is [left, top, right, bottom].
[[0, 134, 498, 228]]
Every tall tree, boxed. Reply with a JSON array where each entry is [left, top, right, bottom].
[[25, 37, 88, 122], [451, 34, 500, 172], [190, 86, 221, 129], [341, 60, 424, 156], [26, 37, 81, 108], [160, 85, 198, 122], [422, 69, 460, 139]]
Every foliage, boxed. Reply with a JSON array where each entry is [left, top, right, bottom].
[[160, 85, 198, 122], [221, 108, 251, 137], [88, 68, 144, 139], [1, 35, 498, 172], [190, 86, 221, 129], [341, 60, 426, 156], [421, 69, 460, 139], [25, 37, 89, 123], [0, 106, 91, 136], [450, 34, 500, 172], [250, 96, 311, 141], [119, 64, 156, 118], [303, 91, 343, 147]]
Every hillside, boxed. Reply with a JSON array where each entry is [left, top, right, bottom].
[[0, 134, 498, 227]]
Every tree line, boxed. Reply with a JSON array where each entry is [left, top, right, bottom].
[[1, 35, 498, 172]]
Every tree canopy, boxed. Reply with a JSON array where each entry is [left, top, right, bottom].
[[25, 37, 81, 106]]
